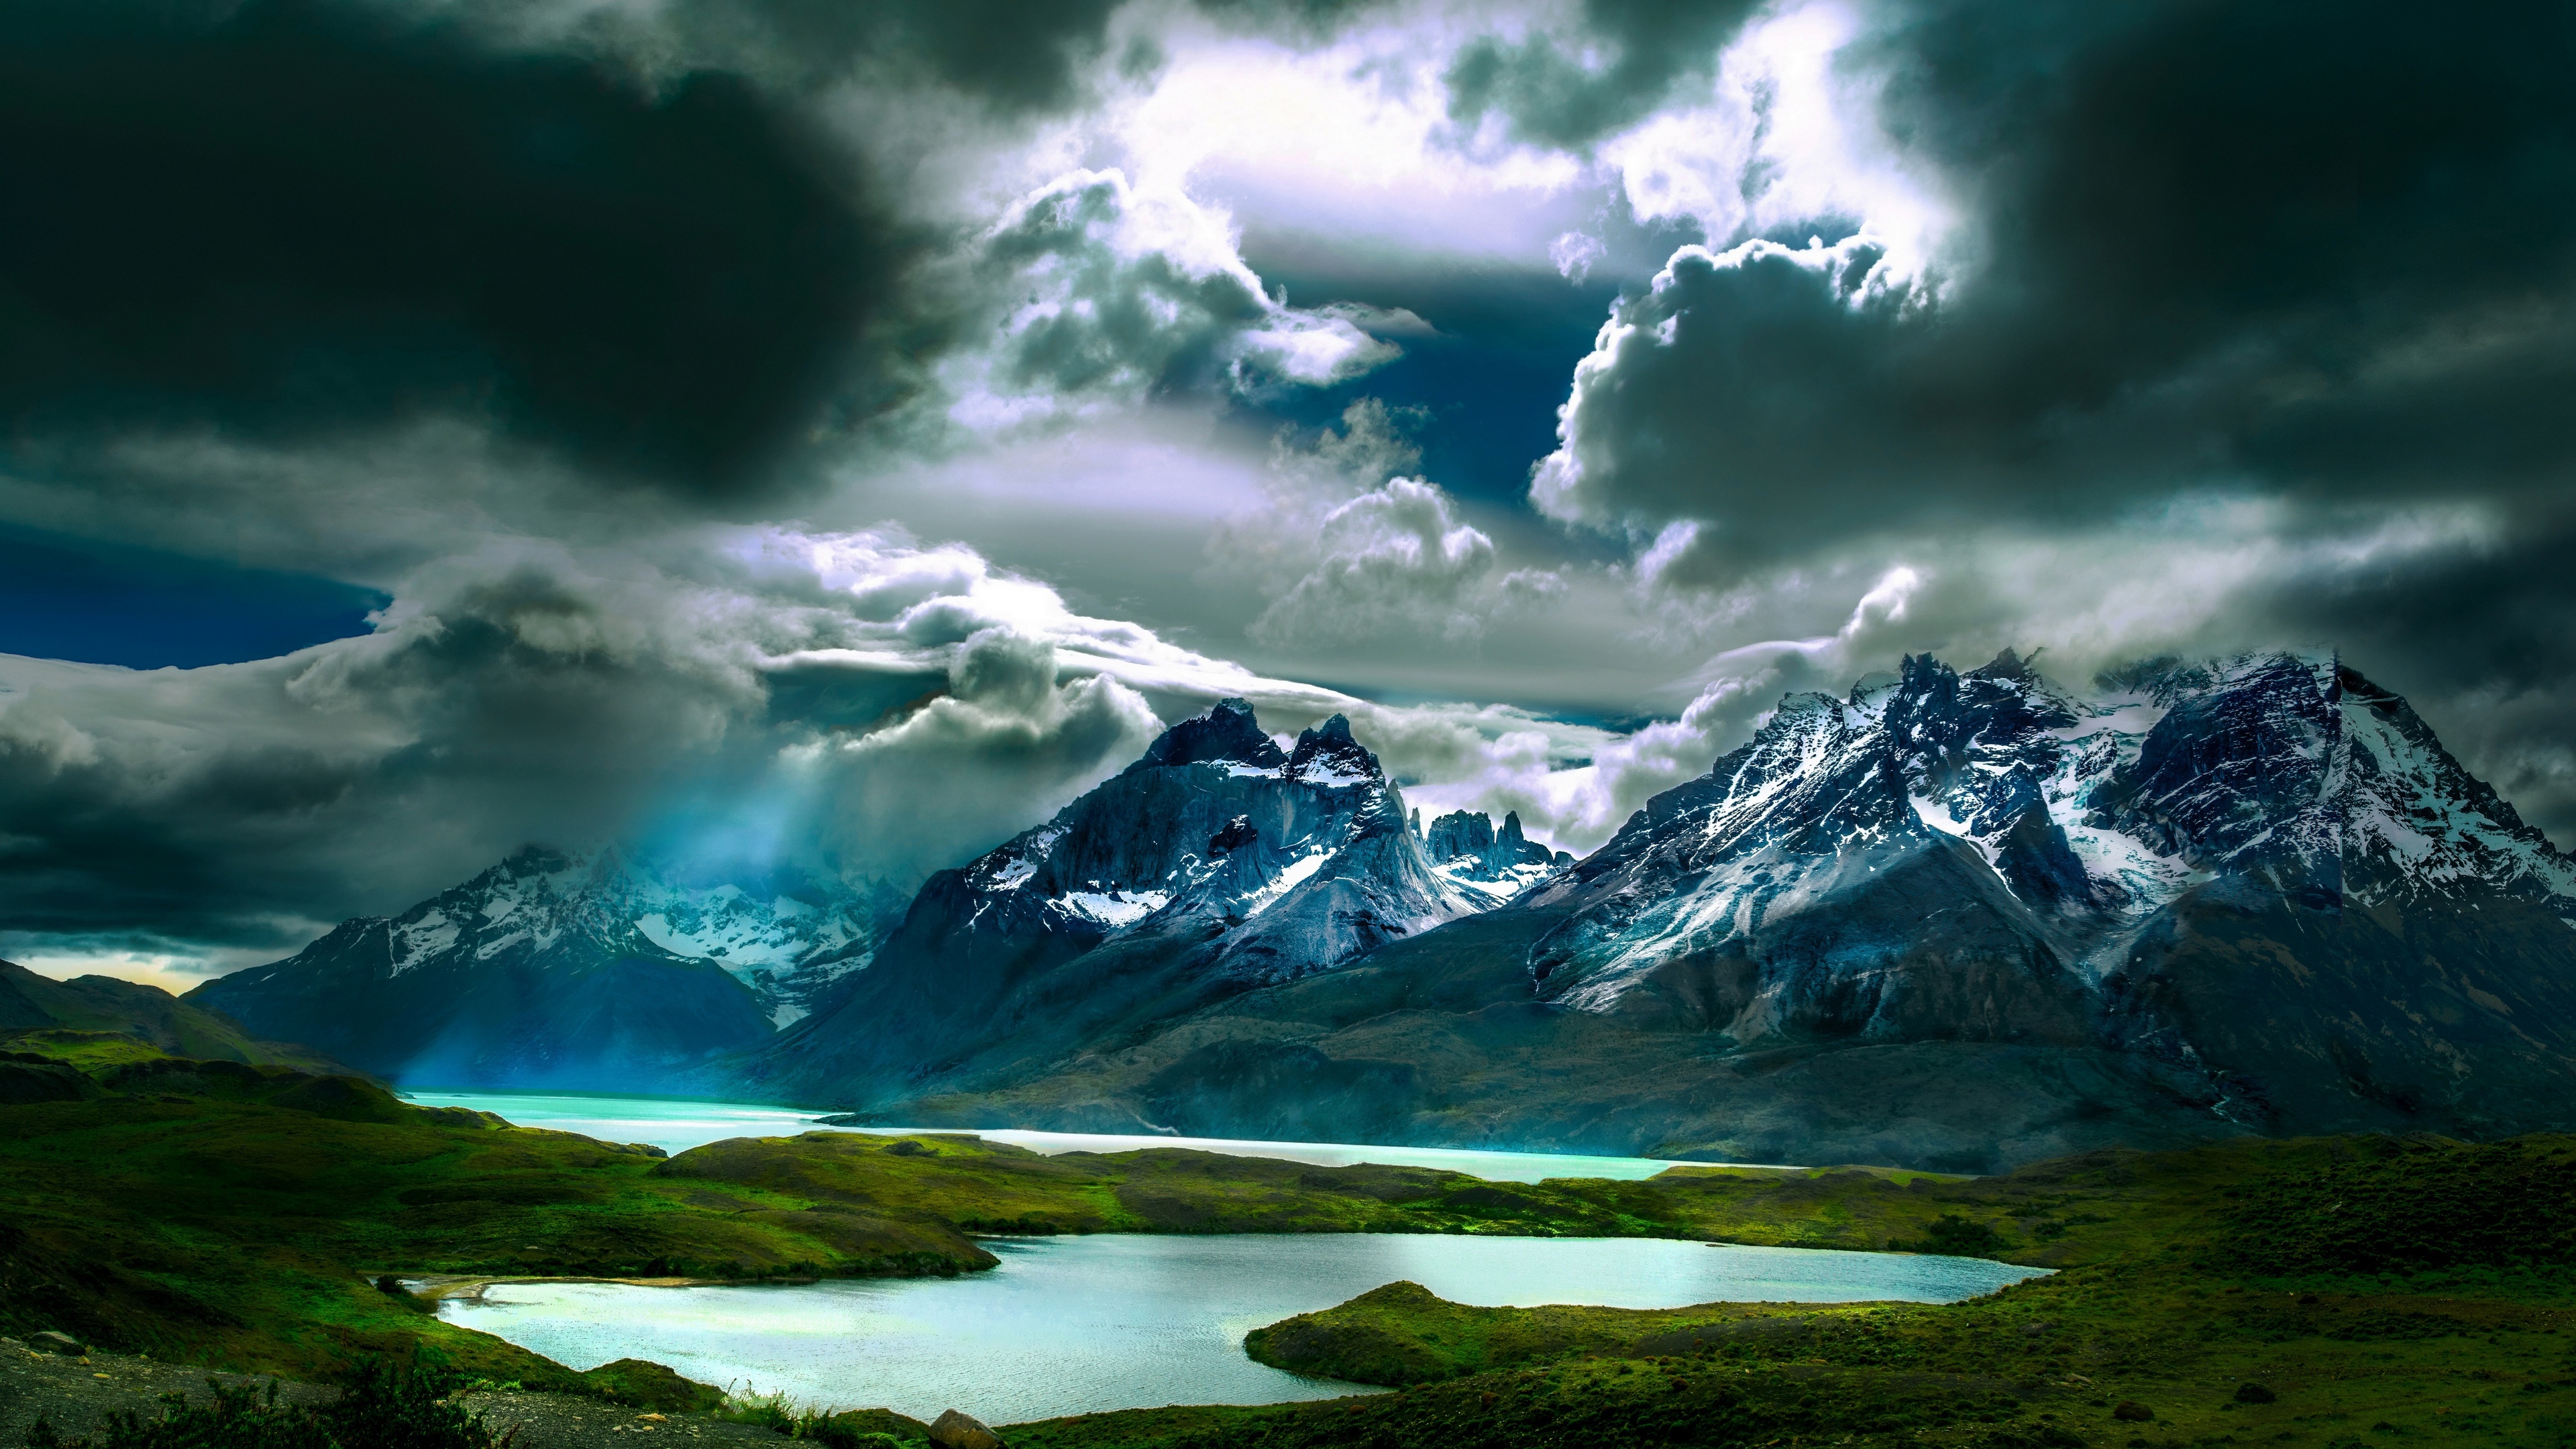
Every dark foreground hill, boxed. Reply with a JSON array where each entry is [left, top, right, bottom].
[[803, 651, 2576, 1173], [9, 1059, 2574, 1449], [0, 957, 347, 1082]]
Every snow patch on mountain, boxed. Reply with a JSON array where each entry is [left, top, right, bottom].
[[1421, 807, 1566, 906], [910, 698, 1509, 989], [305, 847, 896, 1028], [1534, 648, 2576, 1016]]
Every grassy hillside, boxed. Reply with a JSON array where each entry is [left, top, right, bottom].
[[0, 1056, 999, 1386], [1, 957, 350, 1073], [0, 1040, 2038, 1388], [1009, 1132, 2576, 1449], [12, 1036, 2576, 1447]]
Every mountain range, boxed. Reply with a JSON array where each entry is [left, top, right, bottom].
[[186, 650, 2576, 1170], [189, 850, 897, 1091], [724, 703, 1550, 1105]]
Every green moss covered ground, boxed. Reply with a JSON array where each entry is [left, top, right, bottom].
[[1, 960, 351, 1075], [1007, 1133, 2576, 1449], [0, 1036, 2020, 1392], [9, 1032, 2575, 1447]]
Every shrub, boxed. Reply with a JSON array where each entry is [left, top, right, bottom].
[[25, 1364, 508, 1448], [1894, 1215, 2012, 1259]]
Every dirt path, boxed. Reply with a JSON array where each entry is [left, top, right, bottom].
[[0, 1337, 786, 1448]]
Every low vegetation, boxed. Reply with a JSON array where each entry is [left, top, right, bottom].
[[0, 1032, 2018, 1391], [9, 1028, 2575, 1447], [25, 1363, 509, 1449], [0, 957, 350, 1074], [1012, 1132, 2576, 1449]]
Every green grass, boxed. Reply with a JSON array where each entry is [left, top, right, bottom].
[[2, 1030, 180, 1073], [1016, 1132, 2576, 1449], [5, 1041, 2038, 1389], [12, 1034, 2576, 1448], [0, 1052, 1002, 1387]]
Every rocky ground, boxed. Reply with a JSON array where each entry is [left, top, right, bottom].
[[0, 1335, 335, 1443], [451, 1392, 790, 1447], [0, 1336, 786, 1449]]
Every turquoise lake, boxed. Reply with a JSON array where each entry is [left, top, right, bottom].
[[399, 1089, 1762, 1181], [438, 1235, 2043, 1424], [417, 1092, 2042, 1421]]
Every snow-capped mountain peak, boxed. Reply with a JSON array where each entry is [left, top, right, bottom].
[[731, 697, 1549, 1104], [1528, 649, 2576, 1018], [932, 700, 1494, 981], [276, 845, 895, 1028]]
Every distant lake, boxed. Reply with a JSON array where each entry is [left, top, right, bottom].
[[441, 1234, 2044, 1424], [400, 1090, 1760, 1183]]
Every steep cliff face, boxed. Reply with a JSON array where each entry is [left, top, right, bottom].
[[1521, 649, 2576, 1128], [188, 849, 894, 1089], [729, 700, 1506, 1105], [1425, 808, 1567, 903], [868, 652, 2576, 1170]]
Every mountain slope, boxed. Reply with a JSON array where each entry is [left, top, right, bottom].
[[0, 957, 345, 1073], [855, 651, 2576, 1170], [188, 849, 896, 1090], [724, 700, 1527, 1107], [1426, 808, 1568, 904]]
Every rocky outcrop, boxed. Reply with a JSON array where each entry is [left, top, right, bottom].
[[0, 1057, 97, 1105], [855, 651, 2576, 1171], [1424, 810, 1567, 903], [929, 1410, 1004, 1449], [723, 699, 1506, 1106]]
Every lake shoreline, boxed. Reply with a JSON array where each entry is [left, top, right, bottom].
[[437, 1232, 2044, 1422], [396, 1088, 1823, 1183]]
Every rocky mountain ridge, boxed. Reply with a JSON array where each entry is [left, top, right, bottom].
[[839, 651, 2576, 1169], [189, 848, 896, 1089], [726, 700, 1554, 1104], [1425, 808, 1569, 902]]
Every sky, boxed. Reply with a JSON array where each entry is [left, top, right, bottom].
[[3, 0, 2573, 989]]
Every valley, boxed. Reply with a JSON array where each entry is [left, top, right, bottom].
[[9, 651, 2576, 1446], [4, 1028, 2575, 1448], [174, 653, 2576, 1173]]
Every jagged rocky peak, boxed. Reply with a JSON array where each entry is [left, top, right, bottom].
[[935, 696, 1504, 983], [1529, 646, 2576, 1022], [185, 841, 906, 1089], [1131, 696, 1284, 772], [1865, 645, 2573, 917], [1426, 808, 1568, 895], [1287, 713, 1379, 789], [1426, 808, 1497, 860]]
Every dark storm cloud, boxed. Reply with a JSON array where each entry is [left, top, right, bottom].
[[0, 540, 1165, 957], [1444, 0, 1768, 150], [1538, 0, 2576, 574], [2252, 507, 2576, 845], [553, 0, 1126, 107], [1191, 0, 1395, 38], [1514, 0, 2576, 843], [0, 0, 922, 501]]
